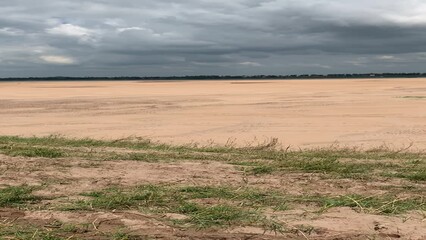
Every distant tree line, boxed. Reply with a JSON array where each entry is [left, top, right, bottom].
[[1, 73, 426, 81]]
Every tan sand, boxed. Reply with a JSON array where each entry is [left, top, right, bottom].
[[1, 78, 425, 149]]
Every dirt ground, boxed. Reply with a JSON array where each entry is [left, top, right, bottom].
[[1, 153, 425, 239], [1, 79, 426, 149]]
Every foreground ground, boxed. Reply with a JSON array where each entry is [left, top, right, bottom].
[[0, 79, 426, 149], [0, 136, 425, 239]]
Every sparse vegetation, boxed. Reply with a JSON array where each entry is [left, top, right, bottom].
[[63, 185, 425, 216], [0, 144, 65, 158], [1, 135, 424, 181], [297, 194, 426, 214], [0, 136, 425, 239], [61, 185, 279, 229], [0, 223, 137, 240]]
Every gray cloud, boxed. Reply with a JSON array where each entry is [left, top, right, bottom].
[[1, 0, 426, 77]]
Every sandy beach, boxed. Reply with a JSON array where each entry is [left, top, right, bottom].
[[1, 78, 425, 149]]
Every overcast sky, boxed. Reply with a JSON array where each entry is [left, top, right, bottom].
[[1, 0, 426, 77]]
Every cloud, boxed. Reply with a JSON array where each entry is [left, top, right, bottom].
[[1, 0, 426, 77], [46, 23, 95, 42], [377, 55, 396, 60], [116, 27, 146, 33], [239, 61, 262, 67], [0, 27, 25, 36], [40, 55, 75, 64]]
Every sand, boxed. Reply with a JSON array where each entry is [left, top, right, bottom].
[[1, 78, 426, 149], [1, 79, 426, 239]]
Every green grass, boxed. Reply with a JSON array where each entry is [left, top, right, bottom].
[[387, 172, 426, 181], [0, 145, 65, 158], [0, 135, 425, 181], [0, 185, 40, 207], [0, 135, 173, 151], [0, 183, 423, 238], [187, 204, 257, 228], [63, 185, 425, 221], [251, 165, 275, 175], [0, 228, 65, 240], [1, 183, 424, 235], [62, 185, 288, 229], [0, 223, 137, 240], [292, 194, 425, 214]]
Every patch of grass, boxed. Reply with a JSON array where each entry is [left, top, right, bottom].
[[76, 185, 167, 210], [1, 135, 425, 181], [118, 152, 162, 162], [0, 185, 40, 207], [0, 135, 171, 151], [62, 184, 426, 231], [290, 147, 424, 161], [294, 194, 426, 215], [0, 145, 65, 158], [0, 222, 119, 240], [390, 171, 426, 181], [251, 165, 274, 175], [63, 185, 282, 229], [178, 186, 235, 199], [188, 204, 256, 228], [0, 225, 66, 240], [177, 201, 200, 214], [252, 147, 425, 180]]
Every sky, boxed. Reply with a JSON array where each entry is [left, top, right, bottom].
[[1, 0, 426, 77]]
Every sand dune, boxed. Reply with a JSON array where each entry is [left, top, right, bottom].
[[1, 78, 425, 149]]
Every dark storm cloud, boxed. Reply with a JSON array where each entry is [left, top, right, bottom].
[[1, 0, 426, 77]]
